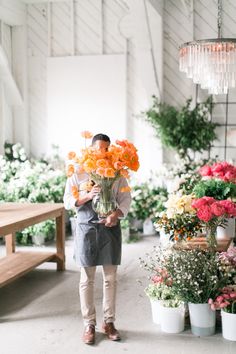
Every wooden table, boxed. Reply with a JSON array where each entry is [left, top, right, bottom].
[[0, 203, 65, 288]]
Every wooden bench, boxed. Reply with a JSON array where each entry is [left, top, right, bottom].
[[0, 203, 65, 288]]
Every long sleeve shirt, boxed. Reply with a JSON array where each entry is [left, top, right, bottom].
[[63, 172, 131, 217]]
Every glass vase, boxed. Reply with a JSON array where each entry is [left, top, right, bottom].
[[206, 225, 217, 251], [92, 179, 116, 219]]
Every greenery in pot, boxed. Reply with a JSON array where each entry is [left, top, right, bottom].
[[193, 179, 236, 201], [143, 96, 218, 161]]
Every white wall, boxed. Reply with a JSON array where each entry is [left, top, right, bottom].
[[47, 54, 127, 156]]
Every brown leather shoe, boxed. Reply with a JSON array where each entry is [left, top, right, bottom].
[[102, 322, 121, 341], [82, 324, 95, 345]]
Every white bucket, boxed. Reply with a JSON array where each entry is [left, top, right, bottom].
[[160, 303, 185, 333], [150, 299, 162, 325], [221, 310, 236, 341], [188, 303, 216, 336]]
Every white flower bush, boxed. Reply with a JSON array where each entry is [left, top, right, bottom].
[[0, 142, 66, 244]]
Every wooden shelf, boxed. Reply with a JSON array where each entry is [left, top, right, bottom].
[[0, 251, 56, 288]]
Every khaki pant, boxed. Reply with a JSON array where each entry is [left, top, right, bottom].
[[79, 265, 118, 326]]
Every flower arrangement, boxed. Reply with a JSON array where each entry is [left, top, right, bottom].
[[208, 286, 236, 313], [67, 133, 139, 218], [154, 194, 202, 241], [128, 182, 168, 222], [140, 246, 182, 307], [191, 197, 236, 248], [199, 162, 236, 183], [162, 248, 229, 304], [219, 247, 236, 284], [0, 143, 66, 244]]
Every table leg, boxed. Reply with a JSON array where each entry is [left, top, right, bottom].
[[56, 210, 65, 270], [5, 233, 16, 255]]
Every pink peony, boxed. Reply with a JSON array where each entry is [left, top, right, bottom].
[[197, 206, 213, 222], [192, 197, 215, 209], [210, 202, 226, 217], [219, 200, 236, 216], [199, 165, 212, 177]]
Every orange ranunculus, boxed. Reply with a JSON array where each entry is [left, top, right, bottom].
[[83, 159, 96, 173], [67, 151, 76, 160], [96, 167, 106, 177], [120, 186, 131, 193], [72, 185, 79, 199], [119, 169, 129, 178], [67, 164, 75, 177], [104, 168, 115, 178], [96, 159, 109, 168], [114, 161, 124, 170], [130, 159, 140, 171], [81, 130, 93, 139]]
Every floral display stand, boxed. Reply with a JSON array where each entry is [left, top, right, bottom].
[[173, 236, 232, 252]]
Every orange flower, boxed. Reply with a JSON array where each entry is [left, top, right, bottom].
[[96, 167, 105, 177], [174, 236, 179, 241], [67, 151, 76, 160], [96, 159, 109, 168], [186, 236, 192, 241], [120, 169, 129, 178], [104, 168, 115, 178], [81, 130, 93, 139], [72, 185, 79, 199], [67, 164, 75, 177], [83, 159, 96, 173], [114, 161, 124, 170], [120, 186, 131, 193]]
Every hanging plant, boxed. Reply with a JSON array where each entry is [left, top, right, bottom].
[[143, 96, 218, 161]]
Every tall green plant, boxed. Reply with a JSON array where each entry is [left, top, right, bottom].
[[144, 96, 218, 161]]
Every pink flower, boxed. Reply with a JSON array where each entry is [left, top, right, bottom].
[[219, 200, 236, 216], [199, 165, 212, 177], [192, 197, 215, 209], [197, 206, 213, 222], [210, 202, 226, 216]]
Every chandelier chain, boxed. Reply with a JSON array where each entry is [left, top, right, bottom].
[[217, 0, 223, 38]]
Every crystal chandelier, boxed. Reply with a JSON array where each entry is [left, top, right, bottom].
[[179, 0, 236, 95]]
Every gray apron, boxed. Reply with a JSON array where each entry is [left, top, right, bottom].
[[74, 200, 121, 267]]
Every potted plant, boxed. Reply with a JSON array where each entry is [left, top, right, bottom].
[[129, 182, 168, 234], [141, 249, 185, 332], [154, 193, 203, 243], [209, 286, 236, 341], [163, 248, 229, 336], [143, 96, 218, 162]]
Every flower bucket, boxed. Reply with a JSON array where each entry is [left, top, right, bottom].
[[143, 218, 155, 235], [188, 303, 216, 336], [150, 299, 162, 325], [159, 303, 185, 333], [221, 310, 236, 341], [32, 233, 46, 246]]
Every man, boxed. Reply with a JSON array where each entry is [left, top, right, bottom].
[[63, 133, 131, 345]]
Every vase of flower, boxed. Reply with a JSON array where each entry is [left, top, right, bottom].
[[188, 303, 216, 336], [221, 310, 236, 341], [92, 179, 117, 219], [159, 301, 185, 333]]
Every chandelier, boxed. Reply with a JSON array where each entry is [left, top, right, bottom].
[[179, 0, 236, 95]]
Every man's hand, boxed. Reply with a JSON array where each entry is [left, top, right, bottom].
[[87, 184, 100, 200], [101, 209, 124, 227]]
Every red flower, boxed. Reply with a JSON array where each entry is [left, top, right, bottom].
[[197, 205, 213, 222]]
